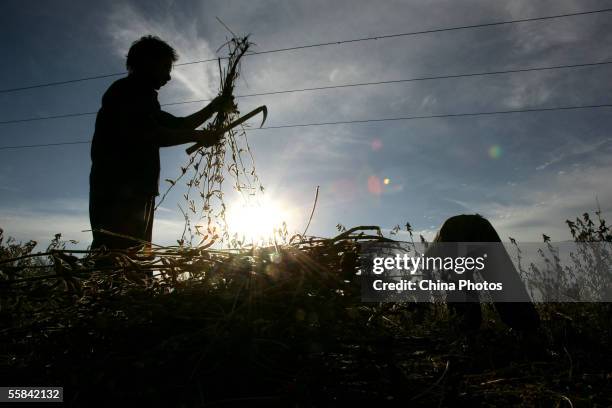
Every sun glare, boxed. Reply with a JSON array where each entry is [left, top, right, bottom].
[[225, 198, 290, 245]]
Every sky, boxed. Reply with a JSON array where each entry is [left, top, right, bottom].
[[0, 0, 611, 248]]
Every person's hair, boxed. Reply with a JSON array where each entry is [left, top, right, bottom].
[[126, 35, 178, 73]]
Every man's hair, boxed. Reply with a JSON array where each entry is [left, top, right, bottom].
[[126, 35, 178, 73]]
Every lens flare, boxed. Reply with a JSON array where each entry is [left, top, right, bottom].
[[368, 176, 383, 195], [488, 145, 502, 159]]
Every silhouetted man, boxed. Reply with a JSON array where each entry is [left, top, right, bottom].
[[89, 35, 233, 252]]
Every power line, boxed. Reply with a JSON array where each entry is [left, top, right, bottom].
[[254, 103, 612, 130], [0, 141, 91, 150], [0, 110, 99, 124], [2, 60, 610, 125], [242, 8, 612, 57], [0, 7, 610, 94], [1, 103, 610, 151]]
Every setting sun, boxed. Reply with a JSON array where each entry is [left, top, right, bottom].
[[225, 197, 290, 245]]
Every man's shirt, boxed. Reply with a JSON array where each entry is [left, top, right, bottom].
[[90, 75, 163, 196]]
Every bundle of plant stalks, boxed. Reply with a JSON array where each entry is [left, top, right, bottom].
[[158, 36, 266, 249]]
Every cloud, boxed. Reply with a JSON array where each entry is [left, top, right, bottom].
[[0, 198, 189, 250], [0, 209, 90, 248], [501, 75, 553, 109], [465, 160, 612, 241], [536, 138, 612, 170]]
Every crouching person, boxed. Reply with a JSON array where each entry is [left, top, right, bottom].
[[427, 214, 540, 332]]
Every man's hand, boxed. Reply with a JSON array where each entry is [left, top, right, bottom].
[[178, 94, 236, 131], [195, 129, 224, 147], [211, 94, 236, 114]]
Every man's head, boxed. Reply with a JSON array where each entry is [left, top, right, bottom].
[[126, 35, 178, 90]]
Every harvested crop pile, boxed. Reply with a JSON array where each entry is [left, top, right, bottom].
[[1, 225, 612, 407]]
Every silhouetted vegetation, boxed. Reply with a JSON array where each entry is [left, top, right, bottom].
[[1, 214, 611, 407]]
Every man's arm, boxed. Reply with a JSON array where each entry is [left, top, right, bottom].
[[157, 95, 234, 130], [151, 124, 222, 148]]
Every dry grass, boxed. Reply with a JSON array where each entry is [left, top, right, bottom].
[[1, 216, 611, 406]]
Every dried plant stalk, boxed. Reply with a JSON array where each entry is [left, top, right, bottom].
[[158, 36, 265, 248]]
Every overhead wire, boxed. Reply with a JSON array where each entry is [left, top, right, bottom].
[[1, 60, 610, 125], [0, 7, 610, 93], [1, 103, 610, 151]]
